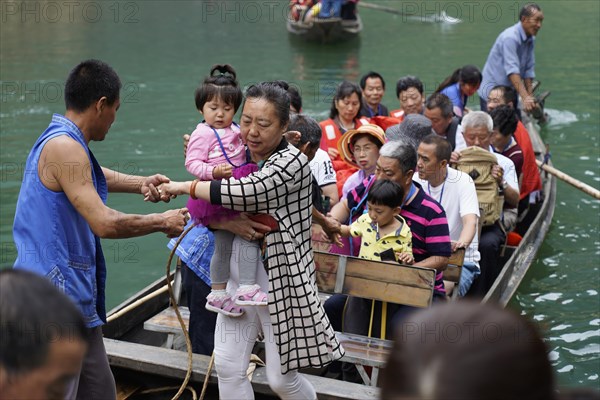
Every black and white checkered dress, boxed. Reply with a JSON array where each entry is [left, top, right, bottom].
[[210, 140, 344, 373]]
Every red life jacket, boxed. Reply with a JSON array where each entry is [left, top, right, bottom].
[[514, 121, 542, 200], [389, 109, 406, 120]]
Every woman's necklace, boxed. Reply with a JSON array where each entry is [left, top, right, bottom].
[[337, 118, 355, 132]]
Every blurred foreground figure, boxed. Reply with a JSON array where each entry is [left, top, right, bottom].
[[381, 300, 555, 400], [0, 269, 88, 400]]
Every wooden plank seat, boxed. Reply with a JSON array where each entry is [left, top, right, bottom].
[[442, 248, 466, 300], [144, 306, 189, 350], [313, 250, 436, 386]]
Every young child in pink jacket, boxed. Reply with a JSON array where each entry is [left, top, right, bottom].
[[186, 64, 266, 317]]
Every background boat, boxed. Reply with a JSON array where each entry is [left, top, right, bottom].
[[287, 15, 362, 43]]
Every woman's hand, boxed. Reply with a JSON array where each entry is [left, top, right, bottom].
[[144, 181, 191, 201], [141, 174, 173, 203], [211, 213, 271, 241]]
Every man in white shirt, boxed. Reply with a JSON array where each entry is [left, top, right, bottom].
[[454, 111, 519, 296], [414, 135, 480, 296]]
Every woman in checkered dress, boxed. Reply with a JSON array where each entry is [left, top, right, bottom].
[[164, 81, 344, 398]]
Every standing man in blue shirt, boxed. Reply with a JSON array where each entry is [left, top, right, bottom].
[[478, 3, 544, 113]]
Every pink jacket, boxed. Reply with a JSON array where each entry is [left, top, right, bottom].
[[185, 122, 246, 180]]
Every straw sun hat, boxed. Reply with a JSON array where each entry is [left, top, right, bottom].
[[337, 124, 386, 169]]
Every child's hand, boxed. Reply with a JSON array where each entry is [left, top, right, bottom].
[[396, 252, 414, 265], [213, 164, 233, 179]]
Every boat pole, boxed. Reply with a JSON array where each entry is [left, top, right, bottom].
[[358, 1, 418, 17], [537, 159, 600, 200]]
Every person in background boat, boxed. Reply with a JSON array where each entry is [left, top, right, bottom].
[[478, 3, 544, 113], [341, 0, 359, 20], [318, 0, 343, 18], [289, 0, 315, 22], [11, 59, 188, 400], [319, 80, 369, 196], [381, 300, 557, 400], [338, 124, 385, 199], [162, 81, 344, 399], [486, 85, 543, 230], [424, 92, 460, 149], [456, 111, 519, 297], [358, 71, 389, 118], [0, 269, 88, 400], [185, 64, 266, 317], [386, 114, 434, 151], [390, 75, 426, 120], [413, 135, 481, 296], [435, 65, 482, 118]]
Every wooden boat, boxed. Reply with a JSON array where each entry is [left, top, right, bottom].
[[103, 109, 555, 399], [286, 15, 363, 43]]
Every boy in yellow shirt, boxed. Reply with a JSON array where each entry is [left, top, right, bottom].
[[339, 179, 413, 264]]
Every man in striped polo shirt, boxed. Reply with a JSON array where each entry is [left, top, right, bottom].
[[330, 140, 452, 300]]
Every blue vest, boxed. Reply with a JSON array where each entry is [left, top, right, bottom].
[[13, 114, 108, 328]]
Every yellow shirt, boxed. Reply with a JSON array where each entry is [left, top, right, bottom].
[[350, 214, 412, 261]]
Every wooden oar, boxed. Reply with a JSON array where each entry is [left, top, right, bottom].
[[358, 1, 418, 17], [537, 159, 600, 200]]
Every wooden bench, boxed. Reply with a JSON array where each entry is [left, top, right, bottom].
[[442, 248, 466, 300], [313, 250, 436, 386]]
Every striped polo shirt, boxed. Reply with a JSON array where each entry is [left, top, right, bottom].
[[401, 182, 452, 297]]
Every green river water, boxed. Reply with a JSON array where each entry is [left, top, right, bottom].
[[1, 0, 598, 389]]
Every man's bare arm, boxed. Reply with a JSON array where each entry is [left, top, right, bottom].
[[413, 255, 449, 272], [41, 136, 186, 239]]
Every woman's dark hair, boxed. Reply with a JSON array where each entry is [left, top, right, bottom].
[[244, 81, 291, 128], [329, 81, 362, 119], [65, 59, 122, 112], [0, 269, 88, 379], [381, 300, 556, 400], [490, 105, 519, 137], [194, 64, 243, 112], [359, 71, 386, 90], [367, 180, 404, 209], [395, 76, 424, 98], [436, 65, 482, 93]]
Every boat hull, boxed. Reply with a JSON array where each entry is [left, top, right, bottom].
[[286, 16, 362, 43]]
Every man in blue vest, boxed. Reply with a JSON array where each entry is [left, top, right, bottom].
[[12, 59, 188, 399]]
